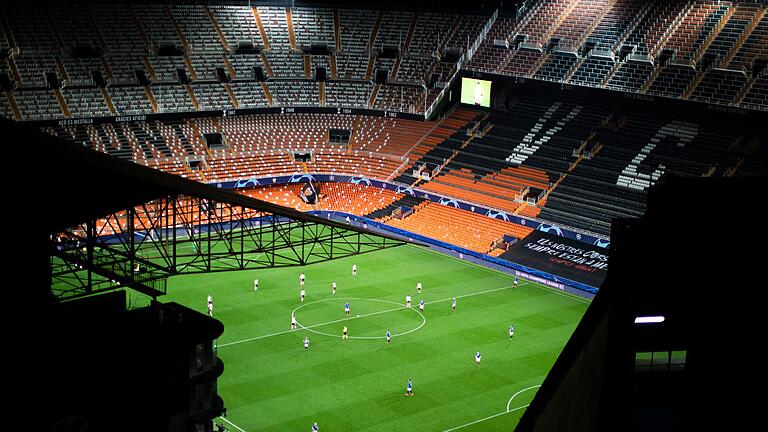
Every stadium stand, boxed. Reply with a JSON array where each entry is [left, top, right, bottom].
[[9, 2, 758, 114], [394, 107, 481, 184], [210, 5, 264, 48], [365, 194, 428, 221], [110, 87, 154, 115], [324, 81, 372, 108], [15, 89, 64, 120], [268, 81, 320, 106], [373, 84, 424, 112], [3, 1, 768, 250], [62, 87, 111, 118], [239, 182, 401, 216], [228, 81, 269, 108], [386, 201, 534, 253], [292, 7, 335, 49], [314, 182, 402, 214], [153, 84, 195, 113], [465, 0, 767, 111], [349, 116, 435, 155]]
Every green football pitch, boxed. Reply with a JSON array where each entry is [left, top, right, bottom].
[[146, 244, 589, 431]]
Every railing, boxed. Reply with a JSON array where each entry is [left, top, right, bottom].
[[385, 157, 411, 182], [591, 49, 615, 60], [424, 7, 498, 120]]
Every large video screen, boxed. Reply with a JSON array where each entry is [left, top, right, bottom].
[[460, 77, 492, 107]]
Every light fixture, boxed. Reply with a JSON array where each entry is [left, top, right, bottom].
[[634, 316, 665, 324]]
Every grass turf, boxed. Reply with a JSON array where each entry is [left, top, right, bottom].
[[147, 244, 588, 431]]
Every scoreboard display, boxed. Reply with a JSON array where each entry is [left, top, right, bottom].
[[460, 77, 492, 107]]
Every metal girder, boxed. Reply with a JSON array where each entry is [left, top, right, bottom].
[[50, 193, 403, 301]]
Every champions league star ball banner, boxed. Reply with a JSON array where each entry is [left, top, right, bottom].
[[503, 230, 609, 287]]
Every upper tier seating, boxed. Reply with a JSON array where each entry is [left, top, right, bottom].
[[465, 0, 767, 111], [2, 1, 765, 117]]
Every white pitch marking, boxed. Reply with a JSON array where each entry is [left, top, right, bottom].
[[292, 297, 426, 339], [219, 416, 247, 432], [440, 405, 529, 432], [415, 245, 592, 304], [217, 283, 525, 347], [506, 384, 542, 412]]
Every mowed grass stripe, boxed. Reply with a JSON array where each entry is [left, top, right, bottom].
[[159, 244, 588, 431]]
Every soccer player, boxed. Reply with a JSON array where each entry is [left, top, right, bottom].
[[406, 379, 413, 396], [300, 288, 306, 303], [475, 351, 482, 366], [312, 422, 318, 432], [509, 324, 515, 339], [513, 276, 518, 288], [405, 295, 411, 307], [254, 278, 259, 291], [386, 330, 391, 344], [419, 299, 425, 312], [352, 264, 357, 276], [342, 325, 348, 339], [416, 281, 422, 294], [332, 281, 337, 295], [473, 82, 484, 106], [304, 336, 309, 351], [344, 302, 350, 316], [207, 294, 212, 306], [300, 272, 306, 287], [291, 314, 297, 330], [452, 297, 457, 311], [207, 300, 213, 317]]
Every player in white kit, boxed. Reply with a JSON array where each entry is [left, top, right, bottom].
[[405, 295, 411, 307]]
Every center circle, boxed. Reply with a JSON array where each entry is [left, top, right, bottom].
[[292, 297, 426, 339]]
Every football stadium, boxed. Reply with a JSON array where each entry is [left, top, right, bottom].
[[2, 0, 766, 431]]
